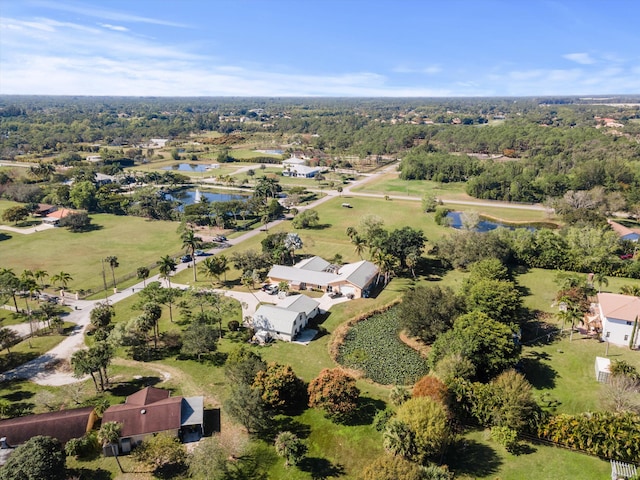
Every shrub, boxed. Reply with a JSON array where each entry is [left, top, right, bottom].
[[227, 320, 240, 331], [389, 385, 411, 406], [491, 426, 519, 453], [412, 375, 448, 404], [373, 408, 394, 432], [395, 397, 451, 463], [274, 431, 306, 467], [308, 368, 360, 423], [538, 411, 640, 463], [1, 435, 65, 480]]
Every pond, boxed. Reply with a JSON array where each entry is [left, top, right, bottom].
[[162, 163, 212, 172], [256, 149, 284, 155], [163, 189, 249, 206], [446, 211, 553, 232]]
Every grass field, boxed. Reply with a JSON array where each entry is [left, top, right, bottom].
[[0, 205, 183, 294], [448, 429, 610, 480], [352, 171, 469, 199]]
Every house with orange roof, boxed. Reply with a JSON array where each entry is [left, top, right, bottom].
[[42, 208, 76, 226]]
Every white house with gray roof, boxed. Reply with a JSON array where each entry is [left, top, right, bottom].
[[267, 256, 379, 298], [252, 294, 320, 342]]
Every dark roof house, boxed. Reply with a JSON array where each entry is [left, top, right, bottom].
[[0, 406, 97, 447], [102, 386, 204, 454]]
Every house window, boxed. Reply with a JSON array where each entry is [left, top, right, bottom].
[[606, 332, 611, 338], [624, 335, 629, 341]]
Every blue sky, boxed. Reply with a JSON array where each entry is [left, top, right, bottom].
[[1, 0, 639, 97]]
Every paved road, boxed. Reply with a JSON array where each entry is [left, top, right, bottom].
[[0, 223, 55, 235]]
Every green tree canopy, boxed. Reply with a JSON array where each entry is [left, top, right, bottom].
[[0, 435, 65, 480], [429, 311, 520, 381], [394, 396, 451, 464], [398, 285, 466, 343]]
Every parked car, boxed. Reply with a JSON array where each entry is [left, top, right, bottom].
[[620, 253, 634, 260], [195, 249, 206, 256], [264, 284, 279, 295], [181, 254, 192, 263]]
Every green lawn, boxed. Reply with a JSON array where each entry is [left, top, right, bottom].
[[0, 207, 182, 294], [352, 171, 468, 199], [522, 335, 640, 415], [448, 429, 610, 480]]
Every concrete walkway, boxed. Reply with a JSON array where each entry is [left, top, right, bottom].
[[0, 223, 55, 235]]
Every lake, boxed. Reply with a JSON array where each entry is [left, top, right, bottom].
[[163, 189, 248, 206], [446, 211, 546, 232], [162, 163, 212, 172]]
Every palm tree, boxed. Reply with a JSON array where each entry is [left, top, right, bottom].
[[20, 272, 40, 346], [383, 420, 415, 458], [199, 257, 225, 286], [351, 235, 367, 260], [181, 229, 202, 282], [593, 272, 609, 293], [33, 269, 48, 289], [105, 256, 119, 289], [373, 251, 397, 285], [620, 285, 640, 297], [98, 421, 124, 472], [50, 271, 73, 290], [406, 252, 418, 279], [136, 266, 150, 287], [0, 268, 20, 313], [158, 255, 177, 288]]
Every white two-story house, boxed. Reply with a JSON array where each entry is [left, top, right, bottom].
[[597, 292, 640, 348]]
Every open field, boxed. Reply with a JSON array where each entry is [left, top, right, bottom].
[[351, 171, 468, 198], [0, 205, 183, 293]]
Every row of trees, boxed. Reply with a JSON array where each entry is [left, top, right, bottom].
[[434, 224, 640, 278]]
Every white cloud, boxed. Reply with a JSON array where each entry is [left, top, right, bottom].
[[32, 0, 190, 28], [392, 64, 442, 75], [563, 52, 595, 65], [99, 23, 129, 32]]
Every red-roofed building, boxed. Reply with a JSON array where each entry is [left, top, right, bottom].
[[43, 208, 76, 226], [0, 407, 97, 448], [102, 387, 204, 455]]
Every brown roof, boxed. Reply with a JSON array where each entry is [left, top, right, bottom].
[[598, 292, 640, 322], [0, 406, 96, 446], [46, 208, 75, 219], [126, 386, 171, 406], [102, 387, 182, 438]]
